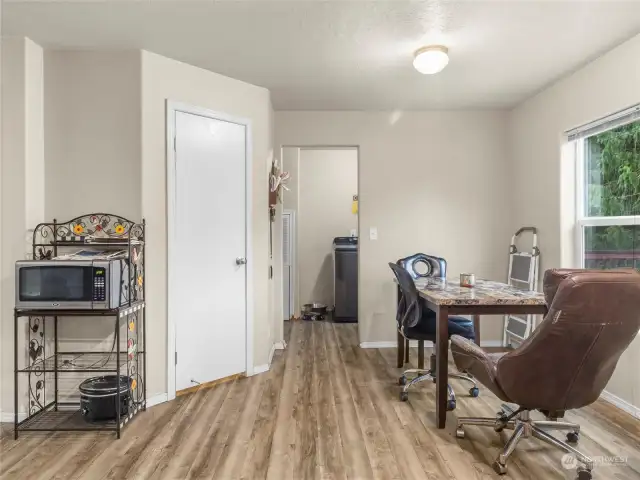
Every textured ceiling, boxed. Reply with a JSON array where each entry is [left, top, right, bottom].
[[4, 0, 640, 110]]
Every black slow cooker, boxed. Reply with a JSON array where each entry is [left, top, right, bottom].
[[79, 375, 132, 422]]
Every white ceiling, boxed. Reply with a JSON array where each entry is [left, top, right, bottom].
[[4, 1, 640, 110]]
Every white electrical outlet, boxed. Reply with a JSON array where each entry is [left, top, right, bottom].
[[369, 227, 378, 240], [350, 229, 357, 237]]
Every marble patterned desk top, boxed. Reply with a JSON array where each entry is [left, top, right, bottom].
[[412, 277, 546, 306]]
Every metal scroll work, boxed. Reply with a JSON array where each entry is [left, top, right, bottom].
[[32, 213, 145, 260], [28, 317, 46, 415], [126, 309, 144, 406]]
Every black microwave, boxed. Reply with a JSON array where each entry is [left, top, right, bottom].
[[15, 259, 127, 310]]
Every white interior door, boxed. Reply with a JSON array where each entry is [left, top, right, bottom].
[[173, 111, 247, 392]]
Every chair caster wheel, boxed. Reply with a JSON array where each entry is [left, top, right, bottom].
[[566, 431, 580, 444], [492, 460, 507, 475], [398, 375, 407, 386], [446, 399, 456, 411], [400, 391, 408, 402], [576, 466, 592, 480], [469, 387, 480, 397], [455, 427, 465, 439]]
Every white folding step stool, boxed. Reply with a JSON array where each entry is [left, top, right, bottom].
[[503, 227, 540, 347]]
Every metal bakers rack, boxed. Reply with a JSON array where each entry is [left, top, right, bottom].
[[13, 213, 146, 439]]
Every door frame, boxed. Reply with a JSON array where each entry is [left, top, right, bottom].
[[166, 101, 254, 401], [280, 145, 360, 321], [282, 209, 296, 319]]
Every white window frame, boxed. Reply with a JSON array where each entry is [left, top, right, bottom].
[[574, 111, 640, 269]]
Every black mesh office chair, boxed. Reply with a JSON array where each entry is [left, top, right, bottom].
[[389, 262, 479, 410], [397, 253, 447, 280]]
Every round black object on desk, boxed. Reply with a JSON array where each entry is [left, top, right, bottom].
[[79, 375, 132, 422]]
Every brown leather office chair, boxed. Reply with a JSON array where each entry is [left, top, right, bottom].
[[451, 269, 640, 480]]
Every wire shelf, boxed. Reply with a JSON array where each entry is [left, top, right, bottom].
[[17, 403, 141, 432], [17, 352, 142, 373]]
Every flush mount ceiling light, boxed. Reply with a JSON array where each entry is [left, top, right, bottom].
[[413, 45, 449, 75]]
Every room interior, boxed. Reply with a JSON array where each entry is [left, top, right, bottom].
[[1, 1, 640, 479]]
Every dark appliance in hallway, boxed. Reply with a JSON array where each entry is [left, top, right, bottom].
[[333, 237, 358, 323]]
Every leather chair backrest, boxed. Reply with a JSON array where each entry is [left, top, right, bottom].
[[496, 269, 640, 411], [388, 262, 423, 330], [397, 253, 447, 279]]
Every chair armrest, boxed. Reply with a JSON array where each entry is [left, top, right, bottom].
[[450, 335, 509, 401], [450, 335, 487, 359]]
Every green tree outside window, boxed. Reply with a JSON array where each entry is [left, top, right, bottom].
[[584, 121, 640, 270]]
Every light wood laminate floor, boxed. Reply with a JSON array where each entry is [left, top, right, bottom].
[[2, 321, 640, 479]]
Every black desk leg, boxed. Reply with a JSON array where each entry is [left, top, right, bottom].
[[435, 305, 449, 429]]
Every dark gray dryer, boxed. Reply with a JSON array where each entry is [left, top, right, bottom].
[[333, 237, 358, 323]]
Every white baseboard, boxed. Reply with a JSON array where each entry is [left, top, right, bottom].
[[251, 341, 279, 376], [275, 340, 287, 350], [268, 342, 276, 365], [600, 390, 640, 419], [146, 393, 168, 408], [0, 412, 27, 423], [253, 364, 270, 375], [359, 340, 503, 349]]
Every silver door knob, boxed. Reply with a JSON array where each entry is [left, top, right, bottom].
[[235, 257, 247, 265]]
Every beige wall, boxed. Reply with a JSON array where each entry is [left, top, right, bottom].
[[0, 4, 3, 417], [25, 40, 44, 230], [141, 50, 276, 399], [0, 46, 279, 414], [282, 147, 300, 314], [40, 50, 143, 393], [44, 50, 142, 221], [268, 101, 283, 351], [1, 37, 45, 416], [275, 111, 511, 345], [298, 148, 358, 307], [509, 33, 640, 410]]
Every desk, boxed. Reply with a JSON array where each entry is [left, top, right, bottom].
[[414, 278, 546, 428]]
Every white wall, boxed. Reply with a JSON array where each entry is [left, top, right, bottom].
[[276, 111, 511, 345], [298, 148, 358, 307], [509, 33, 640, 411], [1, 36, 44, 417], [44, 50, 141, 221], [141, 50, 276, 399]]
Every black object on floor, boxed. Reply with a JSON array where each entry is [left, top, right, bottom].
[[80, 375, 132, 422]]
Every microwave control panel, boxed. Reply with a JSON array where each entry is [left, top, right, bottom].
[[93, 268, 106, 302]]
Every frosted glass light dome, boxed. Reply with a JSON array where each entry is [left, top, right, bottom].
[[413, 46, 449, 75]]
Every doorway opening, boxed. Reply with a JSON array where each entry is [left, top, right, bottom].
[[280, 146, 359, 330], [166, 102, 254, 400]]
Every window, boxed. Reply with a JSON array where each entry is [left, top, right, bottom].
[[573, 106, 640, 271]]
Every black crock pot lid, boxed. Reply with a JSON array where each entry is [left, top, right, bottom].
[[79, 375, 132, 394]]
